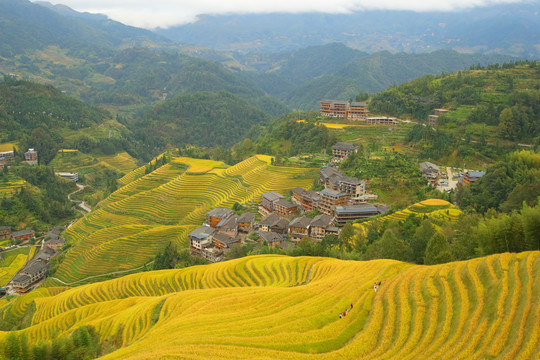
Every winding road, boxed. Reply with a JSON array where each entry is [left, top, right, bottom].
[[67, 184, 92, 213]]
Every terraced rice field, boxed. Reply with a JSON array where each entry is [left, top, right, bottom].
[[59, 156, 316, 283], [0, 247, 35, 286], [0, 179, 26, 195], [0, 252, 538, 359], [354, 199, 461, 238], [0, 142, 17, 152], [98, 152, 139, 173]]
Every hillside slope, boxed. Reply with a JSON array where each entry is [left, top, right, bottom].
[[55, 155, 316, 283], [0, 252, 538, 359]]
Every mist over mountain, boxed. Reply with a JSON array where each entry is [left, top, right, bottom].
[[156, 3, 540, 57]]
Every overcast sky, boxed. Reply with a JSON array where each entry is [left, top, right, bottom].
[[45, 0, 529, 29]]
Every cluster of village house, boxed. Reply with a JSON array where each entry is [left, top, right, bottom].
[[0, 148, 79, 181], [0, 227, 65, 294], [188, 141, 385, 263], [419, 161, 485, 187], [0, 148, 38, 169]]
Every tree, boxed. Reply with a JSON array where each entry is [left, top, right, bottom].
[[498, 108, 518, 140], [339, 222, 356, 250], [424, 232, 453, 265], [411, 220, 436, 264]]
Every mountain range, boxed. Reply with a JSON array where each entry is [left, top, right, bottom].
[[156, 3, 540, 57]]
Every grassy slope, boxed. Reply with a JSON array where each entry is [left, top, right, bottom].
[[0, 252, 538, 359], [54, 155, 316, 283]]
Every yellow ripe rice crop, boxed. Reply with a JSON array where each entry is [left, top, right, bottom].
[[59, 155, 316, 283], [419, 199, 452, 206], [98, 152, 139, 173], [0, 252, 537, 359], [0, 142, 17, 152]]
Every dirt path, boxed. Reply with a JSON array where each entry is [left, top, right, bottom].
[[67, 184, 92, 213]]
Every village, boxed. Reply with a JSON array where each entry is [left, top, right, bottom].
[[188, 140, 388, 263]]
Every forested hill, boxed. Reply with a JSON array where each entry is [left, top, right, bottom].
[[132, 92, 270, 148], [370, 61, 539, 143], [0, 0, 289, 117], [0, 0, 171, 56], [0, 77, 113, 163]]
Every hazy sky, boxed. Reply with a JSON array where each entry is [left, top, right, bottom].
[[46, 0, 529, 29]]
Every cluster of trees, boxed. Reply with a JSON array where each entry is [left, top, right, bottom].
[[144, 155, 169, 174], [0, 166, 76, 229], [456, 150, 540, 213], [233, 111, 337, 160], [356, 201, 539, 265], [1, 325, 101, 360], [152, 242, 209, 270], [133, 91, 269, 150]]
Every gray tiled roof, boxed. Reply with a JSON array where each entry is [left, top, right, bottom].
[[188, 226, 216, 240], [206, 208, 233, 219], [213, 233, 238, 245], [237, 212, 255, 223], [261, 192, 284, 202], [310, 214, 334, 228], [257, 231, 283, 243], [275, 199, 297, 209], [335, 204, 379, 215], [11, 230, 35, 238], [332, 142, 358, 151], [288, 216, 311, 228], [259, 213, 280, 227]]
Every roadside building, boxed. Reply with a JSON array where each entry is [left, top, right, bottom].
[[11, 229, 35, 242], [24, 148, 38, 165], [205, 208, 233, 228], [434, 109, 449, 116], [202, 247, 224, 263], [462, 171, 486, 185], [0, 156, 5, 170], [188, 226, 216, 256], [288, 216, 311, 242], [10, 261, 48, 293], [428, 115, 438, 128], [332, 142, 359, 162], [273, 199, 298, 217], [0, 226, 11, 240], [319, 188, 348, 216], [333, 204, 380, 227], [237, 213, 255, 233], [0, 151, 15, 164], [419, 162, 440, 186], [366, 117, 398, 125], [291, 187, 320, 212], [55, 172, 79, 181], [45, 237, 65, 252]]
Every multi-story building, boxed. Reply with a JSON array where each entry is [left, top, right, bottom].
[[259, 192, 285, 216], [188, 226, 216, 256], [462, 171, 486, 185], [0, 226, 11, 240], [334, 204, 380, 227], [205, 208, 233, 228], [273, 199, 298, 217], [348, 102, 369, 120], [428, 115, 438, 128], [237, 213, 255, 233], [320, 100, 369, 120], [366, 117, 398, 125], [288, 216, 311, 242], [11, 230, 35, 242], [420, 162, 440, 186], [0, 151, 15, 164], [0, 156, 5, 170], [309, 214, 336, 240], [320, 99, 348, 118], [216, 214, 239, 238], [339, 176, 366, 201], [24, 149, 38, 165], [212, 233, 239, 250], [332, 142, 359, 162], [319, 188, 348, 216], [291, 187, 320, 212]]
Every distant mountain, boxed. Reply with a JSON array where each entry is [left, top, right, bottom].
[[0, 0, 172, 57], [237, 46, 515, 110], [156, 3, 540, 57]]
